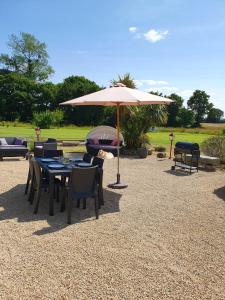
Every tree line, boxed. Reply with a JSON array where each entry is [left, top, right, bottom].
[[0, 32, 224, 128]]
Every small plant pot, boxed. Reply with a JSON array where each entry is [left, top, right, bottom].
[[137, 147, 148, 158], [157, 152, 166, 159]]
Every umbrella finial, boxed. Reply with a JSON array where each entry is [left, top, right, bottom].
[[111, 82, 126, 88]]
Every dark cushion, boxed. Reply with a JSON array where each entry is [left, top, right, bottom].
[[99, 139, 112, 145], [14, 138, 23, 145], [88, 144, 117, 150]]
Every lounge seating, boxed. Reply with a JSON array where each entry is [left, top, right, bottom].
[[85, 126, 124, 156], [0, 137, 28, 160]]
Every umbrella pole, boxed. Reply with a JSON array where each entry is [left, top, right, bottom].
[[108, 103, 128, 189], [116, 103, 120, 183]]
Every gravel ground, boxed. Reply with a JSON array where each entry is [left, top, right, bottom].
[[0, 155, 225, 299]]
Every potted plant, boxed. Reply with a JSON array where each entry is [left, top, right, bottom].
[[137, 134, 150, 158], [121, 105, 167, 158]]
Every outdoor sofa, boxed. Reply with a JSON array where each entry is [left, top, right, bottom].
[[85, 126, 124, 156], [86, 138, 122, 156], [0, 137, 28, 160]]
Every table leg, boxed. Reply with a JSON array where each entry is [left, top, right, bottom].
[[49, 174, 54, 216]]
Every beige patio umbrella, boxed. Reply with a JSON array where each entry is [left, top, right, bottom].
[[60, 83, 173, 189]]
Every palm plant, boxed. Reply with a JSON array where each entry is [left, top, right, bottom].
[[122, 105, 167, 149], [111, 73, 136, 89], [110, 73, 168, 149]]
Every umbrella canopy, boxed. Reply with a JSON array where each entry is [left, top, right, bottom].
[[61, 86, 173, 106], [60, 85, 173, 189]]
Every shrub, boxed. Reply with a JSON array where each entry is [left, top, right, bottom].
[[155, 146, 166, 152], [222, 128, 225, 135], [33, 111, 52, 129], [201, 136, 225, 162], [51, 109, 64, 127], [32, 109, 64, 129]]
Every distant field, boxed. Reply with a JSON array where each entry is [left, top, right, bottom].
[[0, 123, 217, 147]]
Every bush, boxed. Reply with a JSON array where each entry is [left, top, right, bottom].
[[33, 111, 52, 129], [201, 136, 225, 162], [222, 128, 225, 135], [51, 109, 64, 127], [32, 109, 64, 129]]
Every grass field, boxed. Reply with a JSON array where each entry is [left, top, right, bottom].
[[0, 123, 220, 147]]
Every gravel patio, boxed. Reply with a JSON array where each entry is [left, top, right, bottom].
[[0, 156, 225, 299]]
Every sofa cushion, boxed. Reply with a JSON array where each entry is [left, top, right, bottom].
[[0, 138, 8, 146], [14, 138, 23, 145], [5, 137, 16, 145]]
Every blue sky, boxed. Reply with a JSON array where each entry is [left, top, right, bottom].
[[0, 0, 225, 112]]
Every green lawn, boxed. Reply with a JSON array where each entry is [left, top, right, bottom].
[[0, 125, 214, 147], [149, 132, 213, 146], [0, 125, 92, 140]]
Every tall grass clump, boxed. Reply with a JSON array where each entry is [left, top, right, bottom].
[[201, 136, 225, 163]]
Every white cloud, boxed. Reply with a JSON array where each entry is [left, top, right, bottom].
[[177, 89, 194, 99], [146, 86, 178, 93], [144, 29, 168, 43], [134, 79, 169, 87], [129, 27, 137, 33]]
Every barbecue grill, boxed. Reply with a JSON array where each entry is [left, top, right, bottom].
[[172, 142, 200, 174]]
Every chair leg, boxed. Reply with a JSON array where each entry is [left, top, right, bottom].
[[33, 189, 41, 214], [67, 195, 72, 224], [77, 198, 80, 208], [83, 198, 86, 209], [61, 188, 67, 212], [28, 178, 35, 204], [98, 186, 104, 208], [25, 171, 30, 195], [56, 184, 60, 203], [94, 196, 99, 219]]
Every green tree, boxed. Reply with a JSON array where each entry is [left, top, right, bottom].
[[111, 73, 136, 88], [0, 73, 37, 121], [0, 32, 54, 81], [177, 107, 195, 127], [166, 93, 184, 127], [187, 90, 212, 126], [207, 107, 224, 123], [56, 75, 103, 125]]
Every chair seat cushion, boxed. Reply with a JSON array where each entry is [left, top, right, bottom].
[[0, 145, 27, 149]]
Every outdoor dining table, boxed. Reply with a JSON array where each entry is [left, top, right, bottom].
[[35, 157, 91, 216]]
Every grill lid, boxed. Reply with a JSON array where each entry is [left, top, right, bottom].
[[175, 142, 199, 151]]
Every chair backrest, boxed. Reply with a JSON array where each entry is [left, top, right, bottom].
[[32, 159, 42, 189], [92, 156, 104, 169], [46, 138, 57, 143], [69, 166, 98, 195], [43, 142, 57, 150], [27, 154, 34, 178], [43, 150, 63, 158], [83, 153, 93, 163]]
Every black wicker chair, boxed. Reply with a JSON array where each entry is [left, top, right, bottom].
[[92, 157, 104, 207], [61, 166, 99, 224], [83, 153, 93, 163]]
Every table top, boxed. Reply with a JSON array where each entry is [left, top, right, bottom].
[[36, 157, 93, 176]]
